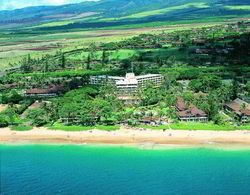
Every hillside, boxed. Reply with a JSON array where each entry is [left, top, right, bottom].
[[0, 0, 250, 30], [0, 0, 250, 69]]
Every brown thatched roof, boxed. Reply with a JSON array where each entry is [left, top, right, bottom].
[[225, 99, 250, 116], [176, 97, 207, 118], [26, 85, 64, 95]]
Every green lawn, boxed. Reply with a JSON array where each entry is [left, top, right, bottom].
[[139, 123, 250, 131], [170, 123, 236, 131], [49, 123, 120, 131], [68, 49, 137, 61], [11, 125, 33, 131], [238, 124, 250, 130], [8, 123, 250, 132], [138, 125, 170, 130], [225, 5, 250, 11]]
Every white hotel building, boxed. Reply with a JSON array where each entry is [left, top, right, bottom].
[[90, 73, 164, 94]]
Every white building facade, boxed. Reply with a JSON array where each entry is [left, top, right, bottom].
[[90, 73, 164, 94]]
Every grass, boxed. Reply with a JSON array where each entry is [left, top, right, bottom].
[[170, 123, 236, 131], [68, 49, 137, 61], [1, 13, 249, 69], [49, 123, 120, 131], [138, 125, 170, 130], [225, 5, 250, 11], [0, 28, 141, 68], [10, 69, 114, 79], [9, 123, 250, 132], [139, 123, 250, 131], [238, 124, 250, 130], [11, 125, 33, 131], [0, 15, 242, 69], [104, 3, 210, 20]]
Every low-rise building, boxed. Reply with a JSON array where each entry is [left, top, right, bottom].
[[176, 97, 208, 122], [224, 98, 250, 123], [90, 75, 123, 85], [139, 117, 162, 126], [192, 38, 206, 45], [25, 85, 64, 98], [117, 96, 141, 105], [89, 75, 108, 85], [195, 48, 211, 55]]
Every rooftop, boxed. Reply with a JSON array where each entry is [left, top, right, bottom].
[[116, 73, 162, 86], [26, 85, 64, 95], [117, 96, 140, 100], [176, 97, 207, 118], [225, 98, 250, 116], [116, 73, 138, 86]]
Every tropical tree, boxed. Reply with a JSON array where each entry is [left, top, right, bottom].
[[101, 50, 109, 65], [120, 59, 132, 72], [0, 114, 9, 127], [27, 108, 50, 126], [189, 75, 222, 93], [139, 83, 164, 106], [1, 90, 23, 104], [246, 81, 250, 95], [60, 54, 66, 69], [163, 71, 180, 90], [86, 53, 91, 70]]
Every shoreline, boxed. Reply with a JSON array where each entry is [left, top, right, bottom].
[[1, 127, 250, 149]]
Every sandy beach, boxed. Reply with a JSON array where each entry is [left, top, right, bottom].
[[1, 126, 250, 148]]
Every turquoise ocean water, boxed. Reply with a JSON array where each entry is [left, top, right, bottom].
[[1, 144, 250, 195]]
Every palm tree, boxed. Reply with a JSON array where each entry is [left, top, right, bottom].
[[240, 103, 247, 112]]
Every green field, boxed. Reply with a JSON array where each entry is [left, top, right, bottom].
[[113, 3, 210, 20], [49, 123, 120, 131], [139, 123, 250, 131], [225, 5, 250, 10], [0, 22, 217, 69], [1, 6, 249, 70], [11, 125, 33, 131], [8, 123, 250, 131]]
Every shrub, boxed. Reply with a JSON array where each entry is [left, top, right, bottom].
[[26, 108, 49, 126], [11, 125, 33, 131], [0, 115, 9, 127], [1, 90, 23, 104]]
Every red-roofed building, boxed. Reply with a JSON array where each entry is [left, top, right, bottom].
[[25, 85, 64, 98], [225, 99, 250, 123], [176, 97, 208, 122]]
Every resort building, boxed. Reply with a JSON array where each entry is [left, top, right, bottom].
[[90, 73, 164, 94], [89, 75, 124, 85], [135, 74, 164, 87], [117, 96, 141, 105], [176, 97, 208, 122], [139, 117, 162, 126], [116, 73, 139, 94], [25, 85, 64, 98], [224, 98, 250, 123], [89, 75, 107, 85]]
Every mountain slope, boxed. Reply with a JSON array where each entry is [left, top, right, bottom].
[[0, 0, 250, 30]]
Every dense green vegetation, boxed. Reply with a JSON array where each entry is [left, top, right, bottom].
[[49, 123, 119, 131], [1, 0, 250, 69], [11, 125, 33, 131], [0, 19, 249, 131]]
